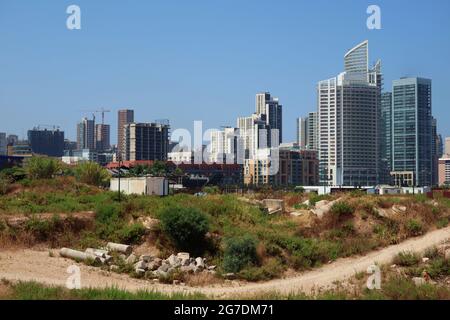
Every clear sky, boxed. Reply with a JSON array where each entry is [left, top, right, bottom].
[[1, 0, 449, 144]]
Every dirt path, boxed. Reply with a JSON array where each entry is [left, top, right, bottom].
[[1, 226, 450, 298]]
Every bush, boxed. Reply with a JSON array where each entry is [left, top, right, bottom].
[[0, 176, 12, 195], [75, 162, 110, 187], [24, 157, 61, 180], [330, 201, 355, 217], [159, 207, 210, 252], [203, 186, 220, 194], [222, 235, 258, 273], [117, 223, 146, 244], [393, 251, 420, 267], [406, 219, 423, 236]]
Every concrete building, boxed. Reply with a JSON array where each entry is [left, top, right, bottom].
[[95, 124, 110, 151], [438, 157, 450, 186], [244, 147, 319, 187], [117, 109, 134, 160], [6, 135, 18, 146], [123, 122, 170, 161], [255, 92, 282, 144], [0, 133, 6, 155], [27, 128, 65, 157], [110, 176, 169, 196], [296, 117, 308, 148], [445, 137, 450, 157], [318, 40, 381, 187], [209, 127, 239, 164], [77, 117, 95, 150], [380, 92, 393, 184], [237, 113, 273, 160], [307, 112, 318, 150], [391, 77, 433, 187]]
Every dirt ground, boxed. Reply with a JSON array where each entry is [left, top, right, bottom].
[[1, 226, 449, 298]]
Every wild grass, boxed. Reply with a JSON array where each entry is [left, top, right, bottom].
[[0, 281, 206, 300]]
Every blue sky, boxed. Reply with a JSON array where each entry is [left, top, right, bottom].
[[1, 0, 449, 144]]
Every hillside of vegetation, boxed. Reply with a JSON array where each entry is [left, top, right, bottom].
[[1, 158, 450, 283]]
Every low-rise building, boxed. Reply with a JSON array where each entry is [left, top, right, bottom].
[[110, 176, 169, 196]]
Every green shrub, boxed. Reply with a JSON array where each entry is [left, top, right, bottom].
[[159, 207, 210, 252], [293, 203, 308, 210], [406, 219, 423, 236], [436, 217, 449, 229], [117, 223, 146, 243], [393, 251, 420, 267], [0, 176, 12, 195], [203, 186, 220, 194], [25, 157, 61, 180], [427, 258, 450, 279], [308, 194, 329, 207], [95, 204, 122, 224], [223, 235, 258, 273], [238, 258, 284, 281], [75, 162, 110, 187], [330, 201, 355, 217]]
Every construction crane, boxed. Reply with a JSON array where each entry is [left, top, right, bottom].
[[35, 124, 61, 131], [79, 108, 111, 124]]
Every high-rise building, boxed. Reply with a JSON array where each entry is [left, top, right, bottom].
[[209, 127, 239, 164], [307, 112, 318, 150], [123, 122, 170, 161], [432, 118, 439, 186], [255, 92, 282, 144], [27, 128, 65, 157], [317, 40, 381, 186], [77, 117, 95, 150], [0, 133, 6, 155], [380, 92, 393, 184], [237, 113, 273, 160], [95, 124, 110, 151], [437, 134, 444, 158], [6, 135, 18, 146], [296, 117, 308, 148], [438, 157, 450, 186], [391, 77, 433, 187], [445, 137, 450, 157], [117, 109, 134, 160]]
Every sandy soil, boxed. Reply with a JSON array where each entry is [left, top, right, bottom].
[[1, 226, 449, 298]]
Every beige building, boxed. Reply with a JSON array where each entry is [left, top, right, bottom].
[[117, 109, 134, 160], [244, 148, 319, 187], [438, 158, 450, 186]]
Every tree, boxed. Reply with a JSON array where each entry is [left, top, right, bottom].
[[150, 161, 168, 177], [24, 157, 61, 180], [159, 207, 210, 252], [75, 162, 110, 187], [222, 235, 258, 273]]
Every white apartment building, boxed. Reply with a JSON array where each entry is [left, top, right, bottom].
[[318, 40, 381, 186]]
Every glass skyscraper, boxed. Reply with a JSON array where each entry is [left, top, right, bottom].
[[391, 77, 432, 187]]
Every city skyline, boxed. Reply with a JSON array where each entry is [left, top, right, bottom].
[[1, 1, 450, 143]]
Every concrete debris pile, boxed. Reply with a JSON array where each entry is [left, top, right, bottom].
[[132, 252, 217, 278], [59, 242, 216, 281], [261, 199, 285, 215]]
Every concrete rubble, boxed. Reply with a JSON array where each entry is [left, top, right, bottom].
[[59, 244, 217, 283]]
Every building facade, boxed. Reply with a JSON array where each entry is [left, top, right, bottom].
[[123, 123, 170, 161], [244, 147, 319, 187], [0, 133, 6, 155], [296, 117, 308, 148], [77, 117, 95, 150], [438, 157, 450, 186], [391, 77, 433, 187], [209, 127, 239, 164], [117, 109, 134, 160], [318, 40, 381, 187], [95, 124, 110, 151], [27, 128, 65, 157], [380, 92, 393, 184], [255, 92, 282, 144]]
